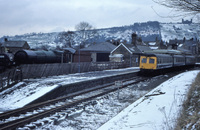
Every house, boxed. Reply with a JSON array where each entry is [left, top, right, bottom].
[[0, 38, 30, 54], [168, 39, 183, 50], [146, 38, 167, 50], [183, 40, 198, 55], [169, 38, 199, 55], [110, 43, 152, 66], [148, 42, 159, 50], [73, 42, 116, 62], [109, 33, 152, 66]]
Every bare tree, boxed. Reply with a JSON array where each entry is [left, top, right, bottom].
[[58, 31, 75, 48], [75, 21, 93, 31], [75, 21, 94, 47], [153, 0, 200, 16]]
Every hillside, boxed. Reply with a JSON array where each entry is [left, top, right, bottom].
[[160, 23, 200, 42], [0, 21, 199, 50]]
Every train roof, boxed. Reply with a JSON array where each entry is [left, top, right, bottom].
[[141, 53, 171, 57], [145, 49, 183, 55]]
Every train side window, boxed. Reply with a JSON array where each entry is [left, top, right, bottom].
[[142, 58, 147, 63], [149, 59, 155, 64], [164, 58, 166, 63]]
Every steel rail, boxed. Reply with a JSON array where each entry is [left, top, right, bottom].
[[0, 77, 148, 130]]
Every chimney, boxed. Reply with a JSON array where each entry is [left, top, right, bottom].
[[131, 33, 137, 46], [4, 38, 8, 42]]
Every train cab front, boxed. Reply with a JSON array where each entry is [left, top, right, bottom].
[[139, 55, 157, 75]]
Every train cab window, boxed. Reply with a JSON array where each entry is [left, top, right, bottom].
[[142, 58, 147, 63], [149, 59, 155, 64]]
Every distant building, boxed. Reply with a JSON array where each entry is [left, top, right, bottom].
[[73, 42, 116, 62], [168, 38, 199, 55], [110, 33, 152, 66], [168, 39, 182, 50], [0, 38, 30, 53], [182, 19, 192, 24], [62, 48, 76, 63], [146, 36, 167, 50], [110, 43, 152, 65]]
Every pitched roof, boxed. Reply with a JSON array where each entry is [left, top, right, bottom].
[[169, 39, 183, 45], [123, 43, 141, 53], [1, 41, 28, 48], [148, 42, 156, 46], [111, 43, 152, 54], [80, 42, 116, 52], [137, 45, 152, 52], [184, 40, 197, 46], [63, 48, 76, 54]]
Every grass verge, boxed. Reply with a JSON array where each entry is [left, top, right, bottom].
[[175, 72, 200, 129]]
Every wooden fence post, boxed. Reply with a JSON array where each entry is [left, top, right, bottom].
[[7, 71, 10, 87], [0, 75, 2, 89]]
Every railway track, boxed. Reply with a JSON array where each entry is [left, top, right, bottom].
[[0, 76, 148, 130]]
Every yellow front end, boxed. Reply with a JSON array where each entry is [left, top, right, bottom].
[[140, 56, 157, 70]]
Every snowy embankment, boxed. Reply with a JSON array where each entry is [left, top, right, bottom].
[[98, 70, 200, 130]]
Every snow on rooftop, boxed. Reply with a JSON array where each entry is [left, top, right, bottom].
[[148, 42, 156, 46], [149, 46, 158, 50], [98, 70, 200, 130], [109, 54, 123, 58]]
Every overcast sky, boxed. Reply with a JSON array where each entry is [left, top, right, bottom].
[[0, 0, 195, 37]]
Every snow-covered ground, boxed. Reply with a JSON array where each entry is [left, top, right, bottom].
[[0, 69, 199, 130], [0, 67, 139, 111], [98, 70, 200, 130]]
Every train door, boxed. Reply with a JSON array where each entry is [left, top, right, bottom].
[[140, 56, 147, 69], [148, 57, 157, 69]]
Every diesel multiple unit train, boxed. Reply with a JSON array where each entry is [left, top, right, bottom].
[[139, 50, 196, 72]]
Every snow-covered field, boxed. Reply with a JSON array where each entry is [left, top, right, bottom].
[[98, 70, 200, 130]]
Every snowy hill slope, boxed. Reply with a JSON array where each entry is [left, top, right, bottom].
[[160, 23, 200, 42], [0, 21, 199, 50]]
